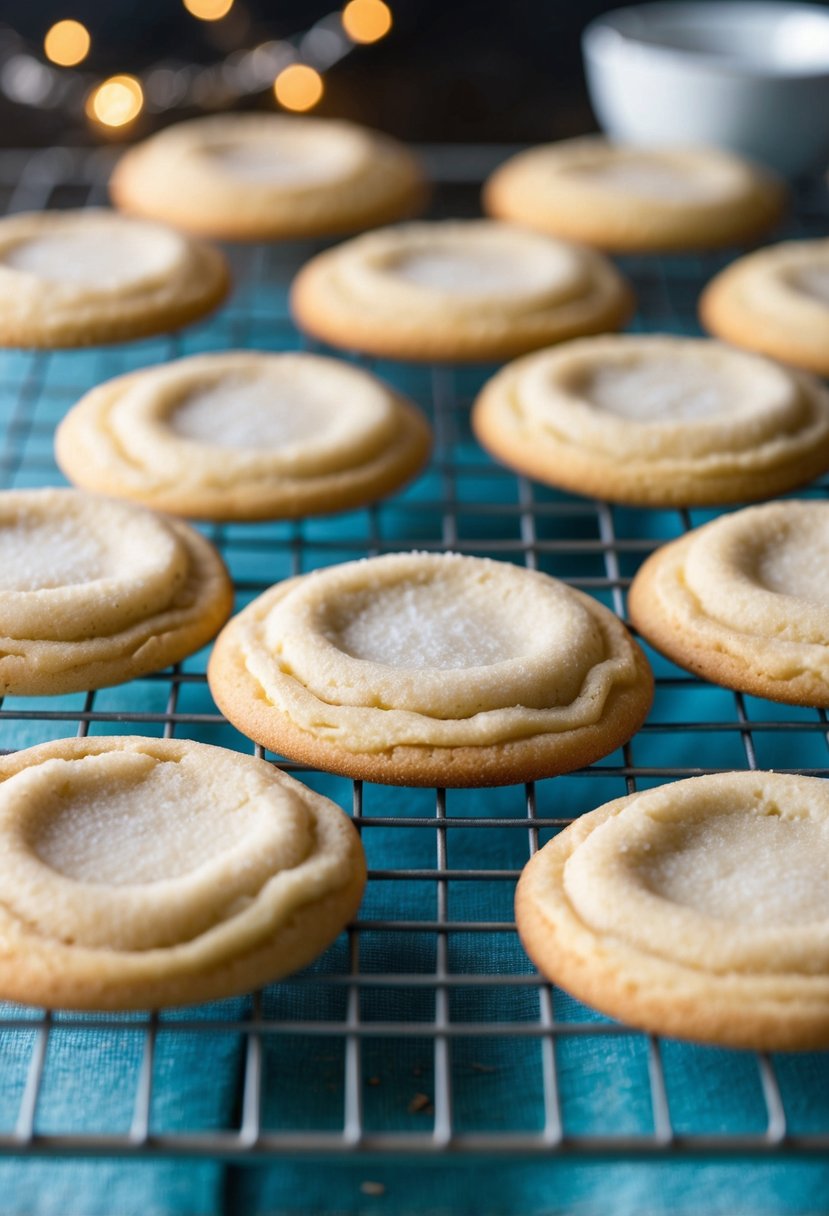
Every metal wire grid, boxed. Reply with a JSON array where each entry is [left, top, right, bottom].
[[0, 146, 825, 1162]]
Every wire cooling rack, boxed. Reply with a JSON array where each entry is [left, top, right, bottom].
[[0, 144, 827, 1165]]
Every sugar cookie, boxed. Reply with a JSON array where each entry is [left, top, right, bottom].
[[290, 220, 633, 363], [629, 500, 829, 706], [484, 137, 785, 253], [0, 208, 228, 348], [700, 239, 829, 376], [55, 351, 431, 522], [0, 736, 366, 1010], [208, 552, 653, 787], [517, 772, 829, 1050], [110, 114, 425, 240], [472, 335, 829, 506], [0, 488, 232, 696]]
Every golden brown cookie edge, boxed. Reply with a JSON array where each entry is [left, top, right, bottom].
[[471, 362, 829, 507], [0, 735, 367, 1010], [628, 538, 829, 708], [289, 248, 635, 364], [483, 151, 787, 254], [0, 519, 234, 697], [55, 385, 432, 522], [206, 590, 654, 788], [700, 267, 829, 377], [515, 794, 829, 1051]]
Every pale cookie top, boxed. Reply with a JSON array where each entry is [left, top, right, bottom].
[[517, 771, 829, 1048], [110, 114, 425, 239], [472, 335, 829, 506], [290, 220, 633, 362], [55, 351, 431, 521], [564, 773, 829, 974], [484, 137, 785, 252], [0, 736, 365, 1009], [629, 500, 829, 705], [218, 552, 642, 752], [0, 488, 231, 696], [0, 208, 228, 347], [701, 239, 829, 376]]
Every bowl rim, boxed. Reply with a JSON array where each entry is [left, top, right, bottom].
[[583, 0, 829, 80]]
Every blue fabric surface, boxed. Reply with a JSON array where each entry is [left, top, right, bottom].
[[230, 1160, 829, 1216], [0, 999, 245, 1215], [0, 244, 828, 1216]]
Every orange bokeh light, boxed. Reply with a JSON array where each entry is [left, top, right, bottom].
[[182, 0, 234, 20], [44, 19, 91, 67], [342, 0, 392, 44], [274, 64, 324, 112], [86, 75, 144, 128]]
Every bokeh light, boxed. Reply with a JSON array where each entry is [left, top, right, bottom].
[[273, 64, 324, 112], [43, 19, 91, 67], [182, 0, 234, 20], [342, 0, 392, 44], [86, 75, 144, 128]]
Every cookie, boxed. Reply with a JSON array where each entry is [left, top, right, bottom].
[[290, 220, 634, 363], [629, 500, 829, 706], [0, 735, 366, 1010], [208, 552, 653, 787], [516, 771, 829, 1050], [472, 334, 829, 507], [0, 208, 228, 348], [483, 136, 785, 253], [110, 114, 425, 241], [700, 239, 829, 377], [0, 488, 232, 696], [55, 351, 431, 522]]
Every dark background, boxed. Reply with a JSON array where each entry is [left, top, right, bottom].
[[0, 0, 652, 145], [6, 0, 829, 147]]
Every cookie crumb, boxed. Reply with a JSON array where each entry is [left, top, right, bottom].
[[360, 1182, 385, 1197], [408, 1092, 433, 1114], [367, 1075, 381, 1087]]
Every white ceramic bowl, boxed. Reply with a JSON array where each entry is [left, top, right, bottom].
[[583, 2, 829, 176]]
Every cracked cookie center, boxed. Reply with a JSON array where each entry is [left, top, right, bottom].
[[29, 763, 265, 884], [633, 810, 829, 927], [327, 581, 527, 669]]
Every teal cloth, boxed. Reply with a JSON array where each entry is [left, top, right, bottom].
[[230, 1161, 829, 1216], [0, 245, 828, 1216], [0, 1001, 243, 1216]]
